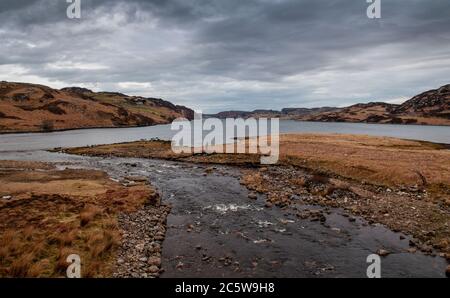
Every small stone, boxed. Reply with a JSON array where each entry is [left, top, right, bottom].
[[407, 248, 417, 253], [176, 261, 184, 270], [419, 245, 433, 253], [265, 202, 273, 208], [399, 235, 405, 240], [148, 265, 159, 274], [376, 249, 390, 257], [117, 258, 124, 264], [148, 256, 161, 267], [139, 257, 148, 262], [248, 192, 257, 200], [135, 243, 145, 251], [1, 196, 12, 200], [195, 245, 202, 250], [124, 175, 147, 182]]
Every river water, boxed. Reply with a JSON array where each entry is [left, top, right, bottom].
[[1, 150, 447, 278], [0, 122, 448, 277]]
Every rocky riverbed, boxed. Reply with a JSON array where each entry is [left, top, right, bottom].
[[113, 203, 171, 278], [1, 150, 449, 277]]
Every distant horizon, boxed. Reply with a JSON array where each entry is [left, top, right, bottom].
[[1, 1, 449, 113], [2, 79, 441, 114]]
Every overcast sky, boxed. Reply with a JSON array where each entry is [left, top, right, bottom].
[[0, 0, 449, 112]]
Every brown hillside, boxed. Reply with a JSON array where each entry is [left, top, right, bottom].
[[0, 81, 194, 133]]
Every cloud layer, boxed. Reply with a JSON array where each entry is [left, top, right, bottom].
[[1, 0, 449, 112]]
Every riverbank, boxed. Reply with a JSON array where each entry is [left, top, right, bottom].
[[0, 160, 167, 277], [56, 133, 450, 260]]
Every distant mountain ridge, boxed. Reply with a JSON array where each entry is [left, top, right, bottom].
[[0, 81, 194, 133], [208, 84, 450, 126]]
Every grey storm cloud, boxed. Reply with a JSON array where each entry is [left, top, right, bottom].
[[0, 0, 449, 112]]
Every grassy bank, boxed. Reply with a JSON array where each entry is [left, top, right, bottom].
[[0, 160, 159, 277]]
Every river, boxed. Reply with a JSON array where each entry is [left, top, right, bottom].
[[0, 122, 448, 277]]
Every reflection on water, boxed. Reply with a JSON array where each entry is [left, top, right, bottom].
[[0, 121, 449, 152]]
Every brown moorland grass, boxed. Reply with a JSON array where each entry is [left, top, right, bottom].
[[60, 133, 450, 200], [55, 133, 450, 258], [276, 134, 450, 192], [0, 160, 157, 277]]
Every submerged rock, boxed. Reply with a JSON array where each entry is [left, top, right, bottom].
[[376, 249, 390, 257]]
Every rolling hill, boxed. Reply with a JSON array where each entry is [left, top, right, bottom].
[[0, 81, 194, 133], [209, 84, 450, 126]]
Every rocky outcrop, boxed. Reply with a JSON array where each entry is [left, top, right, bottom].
[[393, 84, 450, 118]]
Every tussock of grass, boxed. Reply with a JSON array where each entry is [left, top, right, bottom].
[[0, 162, 156, 277]]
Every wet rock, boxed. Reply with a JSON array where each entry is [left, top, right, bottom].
[[409, 239, 417, 247], [248, 192, 257, 200], [176, 261, 184, 270], [125, 175, 148, 182], [419, 245, 433, 254], [376, 249, 390, 257]]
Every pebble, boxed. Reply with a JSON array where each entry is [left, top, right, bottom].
[[148, 256, 161, 267], [176, 261, 184, 270], [112, 202, 171, 278], [148, 265, 159, 274], [248, 192, 257, 200], [376, 249, 390, 257]]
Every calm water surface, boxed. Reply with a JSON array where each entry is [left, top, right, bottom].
[[0, 121, 449, 152]]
